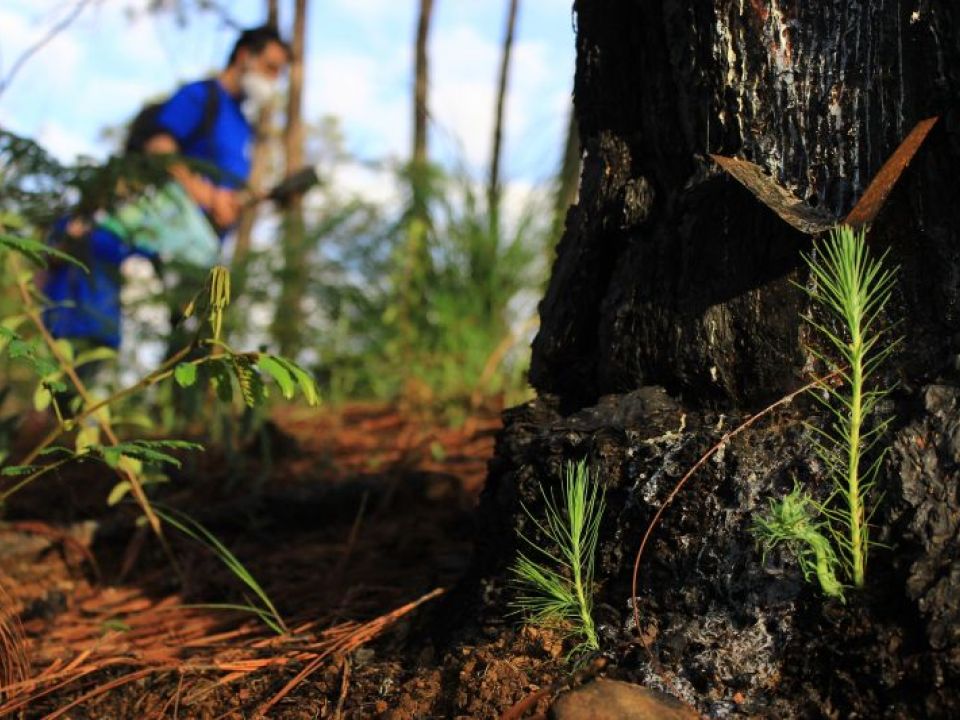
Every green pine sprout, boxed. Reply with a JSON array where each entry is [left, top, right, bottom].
[[753, 484, 844, 599], [510, 459, 605, 660], [755, 225, 899, 596]]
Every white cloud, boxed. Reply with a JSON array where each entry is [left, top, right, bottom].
[[333, 160, 401, 207], [430, 26, 561, 178], [1, 1, 574, 186], [331, 0, 404, 24], [307, 48, 409, 160], [111, 14, 168, 70], [35, 119, 98, 162]]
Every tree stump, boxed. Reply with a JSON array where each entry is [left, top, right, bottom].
[[466, 3, 960, 717]]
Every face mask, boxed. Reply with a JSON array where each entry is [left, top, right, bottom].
[[240, 69, 279, 120]]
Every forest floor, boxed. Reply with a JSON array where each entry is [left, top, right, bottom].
[[0, 404, 565, 719]]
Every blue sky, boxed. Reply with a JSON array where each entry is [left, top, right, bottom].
[[0, 0, 576, 189]]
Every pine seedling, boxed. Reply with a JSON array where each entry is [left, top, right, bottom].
[[754, 484, 844, 598], [510, 460, 605, 659], [755, 225, 899, 597]]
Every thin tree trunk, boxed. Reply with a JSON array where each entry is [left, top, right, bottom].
[[487, 0, 519, 229], [232, 0, 281, 298], [412, 0, 434, 175], [273, 0, 308, 357], [395, 0, 437, 366]]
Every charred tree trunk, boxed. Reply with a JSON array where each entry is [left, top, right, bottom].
[[463, 3, 960, 717], [532, 0, 960, 412], [550, 104, 580, 252]]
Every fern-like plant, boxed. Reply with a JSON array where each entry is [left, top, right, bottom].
[[510, 460, 605, 659], [755, 225, 899, 597]]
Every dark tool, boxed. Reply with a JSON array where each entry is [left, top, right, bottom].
[[266, 165, 321, 202]]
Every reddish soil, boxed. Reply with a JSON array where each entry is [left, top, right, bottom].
[[0, 405, 563, 719]]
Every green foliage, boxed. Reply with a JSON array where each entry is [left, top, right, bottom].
[[310, 162, 545, 415], [755, 226, 899, 596], [0, 233, 87, 270], [1, 131, 317, 631], [153, 505, 287, 635], [510, 460, 605, 660], [96, 439, 203, 469], [753, 484, 844, 598]]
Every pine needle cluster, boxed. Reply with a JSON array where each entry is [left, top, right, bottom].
[[510, 460, 605, 659], [755, 225, 899, 598]]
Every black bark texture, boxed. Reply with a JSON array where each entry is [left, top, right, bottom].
[[532, 0, 960, 409], [462, 2, 960, 717]]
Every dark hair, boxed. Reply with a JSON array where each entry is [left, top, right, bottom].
[[227, 25, 291, 66]]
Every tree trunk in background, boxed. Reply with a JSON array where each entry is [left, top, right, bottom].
[[232, 0, 280, 299], [461, 3, 960, 716], [394, 0, 436, 369], [272, 0, 308, 357], [487, 0, 519, 229], [412, 0, 434, 177], [549, 103, 579, 254]]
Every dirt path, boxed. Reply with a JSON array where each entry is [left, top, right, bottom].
[[0, 405, 555, 719]]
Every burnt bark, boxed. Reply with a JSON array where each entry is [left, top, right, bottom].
[[551, 104, 581, 250], [532, 0, 960, 411], [460, 2, 960, 717]]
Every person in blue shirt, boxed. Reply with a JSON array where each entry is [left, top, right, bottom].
[[43, 218, 151, 351], [144, 25, 290, 232], [43, 25, 290, 357]]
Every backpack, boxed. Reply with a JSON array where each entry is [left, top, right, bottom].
[[124, 79, 221, 153]]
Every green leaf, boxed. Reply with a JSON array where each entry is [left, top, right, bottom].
[[7, 337, 34, 360], [232, 356, 266, 408], [206, 359, 234, 403], [174, 362, 198, 388], [33, 384, 52, 411], [101, 618, 132, 633], [0, 319, 26, 355], [107, 480, 132, 506], [74, 346, 117, 368], [257, 355, 295, 399], [0, 233, 88, 270], [98, 440, 203, 470], [272, 356, 320, 406], [1, 465, 40, 477]]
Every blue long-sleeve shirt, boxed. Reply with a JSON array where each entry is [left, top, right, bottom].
[[43, 222, 153, 349]]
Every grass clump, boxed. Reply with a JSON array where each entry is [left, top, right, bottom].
[[510, 460, 605, 659], [754, 225, 899, 598], [154, 505, 287, 635]]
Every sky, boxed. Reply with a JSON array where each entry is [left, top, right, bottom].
[[0, 0, 577, 191]]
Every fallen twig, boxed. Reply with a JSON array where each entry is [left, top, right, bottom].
[[255, 587, 446, 718], [333, 655, 350, 720]]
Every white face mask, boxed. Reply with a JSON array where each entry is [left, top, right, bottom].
[[240, 69, 279, 120]]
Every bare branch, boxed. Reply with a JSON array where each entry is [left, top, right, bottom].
[[0, 0, 96, 100]]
